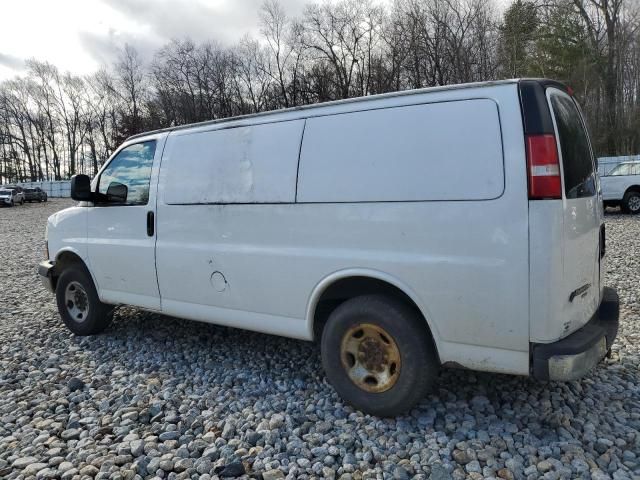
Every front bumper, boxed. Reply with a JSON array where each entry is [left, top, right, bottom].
[[38, 260, 56, 293], [532, 287, 619, 381]]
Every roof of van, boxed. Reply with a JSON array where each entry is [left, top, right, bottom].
[[127, 78, 567, 141]]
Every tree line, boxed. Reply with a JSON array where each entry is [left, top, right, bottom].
[[0, 0, 638, 183]]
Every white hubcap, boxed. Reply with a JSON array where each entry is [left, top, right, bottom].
[[64, 281, 90, 322]]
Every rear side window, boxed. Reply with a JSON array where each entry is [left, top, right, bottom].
[[297, 99, 504, 202], [549, 95, 595, 198]]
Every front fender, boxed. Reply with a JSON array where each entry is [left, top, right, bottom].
[[47, 205, 88, 263]]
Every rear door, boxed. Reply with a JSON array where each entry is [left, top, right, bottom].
[[547, 88, 601, 333]]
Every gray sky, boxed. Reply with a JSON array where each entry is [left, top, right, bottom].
[[0, 0, 510, 81], [0, 0, 307, 80]]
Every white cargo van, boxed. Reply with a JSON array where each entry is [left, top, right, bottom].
[[39, 79, 618, 416]]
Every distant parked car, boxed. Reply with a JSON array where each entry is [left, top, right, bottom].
[[0, 188, 23, 206], [24, 187, 48, 202], [4, 186, 25, 205], [601, 161, 640, 213]]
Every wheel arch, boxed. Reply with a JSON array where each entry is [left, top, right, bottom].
[[306, 269, 441, 358], [624, 185, 640, 196], [52, 248, 99, 294]]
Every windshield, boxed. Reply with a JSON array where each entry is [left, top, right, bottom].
[[609, 163, 640, 176], [0, 190, 11, 196], [25, 188, 35, 192]]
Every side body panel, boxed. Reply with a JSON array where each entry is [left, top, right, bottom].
[[155, 84, 531, 375]]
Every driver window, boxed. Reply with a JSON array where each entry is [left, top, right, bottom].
[[98, 141, 157, 205]]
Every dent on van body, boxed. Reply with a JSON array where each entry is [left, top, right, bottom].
[[161, 120, 304, 205]]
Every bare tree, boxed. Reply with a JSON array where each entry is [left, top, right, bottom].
[[573, 0, 626, 153], [300, 0, 385, 98], [114, 44, 148, 139], [234, 36, 271, 113]]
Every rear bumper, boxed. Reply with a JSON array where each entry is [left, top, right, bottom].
[[38, 260, 56, 293], [532, 287, 619, 381]]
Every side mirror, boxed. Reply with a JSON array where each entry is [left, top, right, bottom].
[[70, 174, 92, 201], [106, 182, 128, 203]]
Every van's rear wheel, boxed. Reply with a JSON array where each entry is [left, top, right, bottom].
[[55, 265, 112, 335], [623, 191, 640, 214], [321, 294, 438, 416]]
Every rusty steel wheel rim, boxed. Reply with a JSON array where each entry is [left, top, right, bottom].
[[340, 323, 401, 393]]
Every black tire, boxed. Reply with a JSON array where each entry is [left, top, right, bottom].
[[321, 294, 439, 416], [20, 198, 24, 205], [10, 200, 14, 207], [55, 264, 113, 335], [622, 190, 640, 214]]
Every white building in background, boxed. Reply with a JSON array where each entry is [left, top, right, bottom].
[[6, 180, 72, 197]]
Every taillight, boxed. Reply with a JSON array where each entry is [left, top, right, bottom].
[[526, 134, 562, 199]]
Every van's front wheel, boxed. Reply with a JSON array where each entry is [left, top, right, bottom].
[[321, 294, 439, 416], [55, 265, 112, 335]]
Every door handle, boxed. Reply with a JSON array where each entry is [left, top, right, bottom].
[[147, 211, 155, 237]]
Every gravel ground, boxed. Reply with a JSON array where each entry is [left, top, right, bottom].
[[0, 199, 638, 480]]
